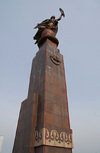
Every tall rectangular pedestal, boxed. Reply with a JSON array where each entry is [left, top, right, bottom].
[[12, 39, 73, 153]]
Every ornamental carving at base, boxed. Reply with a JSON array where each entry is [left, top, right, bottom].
[[34, 128, 73, 148]]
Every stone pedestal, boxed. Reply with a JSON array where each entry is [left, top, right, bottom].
[[12, 31, 73, 153]]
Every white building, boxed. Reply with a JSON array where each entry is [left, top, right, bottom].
[[0, 136, 3, 152]]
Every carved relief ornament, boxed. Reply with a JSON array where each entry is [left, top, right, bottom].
[[34, 128, 73, 148]]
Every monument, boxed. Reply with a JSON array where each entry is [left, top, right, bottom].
[[12, 8, 73, 153]]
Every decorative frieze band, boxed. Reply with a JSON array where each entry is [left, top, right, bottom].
[[34, 128, 73, 148]]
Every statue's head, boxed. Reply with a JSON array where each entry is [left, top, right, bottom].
[[50, 16, 55, 19]]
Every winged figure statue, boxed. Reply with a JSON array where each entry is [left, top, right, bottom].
[[33, 8, 65, 44]]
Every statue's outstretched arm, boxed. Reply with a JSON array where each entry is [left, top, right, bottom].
[[56, 14, 63, 22]]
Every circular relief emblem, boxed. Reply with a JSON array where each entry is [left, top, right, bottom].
[[50, 55, 61, 65]]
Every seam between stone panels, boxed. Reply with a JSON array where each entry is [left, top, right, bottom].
[[44, 43, 47, 153]]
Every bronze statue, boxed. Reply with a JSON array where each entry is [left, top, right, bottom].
[[34, 8, 65, 44]]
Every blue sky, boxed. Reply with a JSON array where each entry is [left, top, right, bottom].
[[0, 0, 100, 153]]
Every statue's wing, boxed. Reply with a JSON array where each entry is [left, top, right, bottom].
[[33, 28, 43, 44], [34, 19, 50, 29], [41, 19, 50, 24]]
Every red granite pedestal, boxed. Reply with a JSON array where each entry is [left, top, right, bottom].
[[12, 30, 73, 153]]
